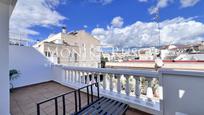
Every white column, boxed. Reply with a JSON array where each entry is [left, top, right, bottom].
[[103, 73, 107, 90], [134, 76, 141, 98], [109, 74, 113, 92], [0, 1, 16, 115], [125, 75, 130, 96], [117, 75, 122, 94]]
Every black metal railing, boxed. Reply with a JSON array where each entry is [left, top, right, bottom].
[[36, 82, 100, 115]]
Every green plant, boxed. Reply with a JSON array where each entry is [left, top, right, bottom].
[[9, 69, 20, 90]]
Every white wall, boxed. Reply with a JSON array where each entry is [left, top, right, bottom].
[[161, 70, 204, 115], [9, 46, 54, 88], [0, 1, 11, 115]]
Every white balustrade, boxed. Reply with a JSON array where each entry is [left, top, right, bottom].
[[56, 65, 160, 114]]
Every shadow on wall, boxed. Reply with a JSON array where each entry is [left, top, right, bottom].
[[9, 45, 54, 88], [163, 74, 204, 115]]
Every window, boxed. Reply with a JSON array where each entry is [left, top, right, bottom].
[[74, 53, 78, 62], [57, 57, 60, 64], [44, 51, 51, 57]]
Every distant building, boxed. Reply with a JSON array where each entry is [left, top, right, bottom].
[[160, 44, 190, 60], [192, 41, 204, 52], [138, 47, 159, 60], [34, 27, 101, 67]]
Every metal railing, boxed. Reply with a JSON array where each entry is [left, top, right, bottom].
[[36, 82, 99, 115], [9, 32, 37, 47]]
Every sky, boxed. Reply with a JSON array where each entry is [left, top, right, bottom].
[[10, 0, 204, 48]]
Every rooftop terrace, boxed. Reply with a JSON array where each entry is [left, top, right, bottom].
[[7, 46, 204, 115], [10, 81, 149, 115]]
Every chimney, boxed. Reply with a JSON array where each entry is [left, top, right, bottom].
[[62, 26, 67, 34]]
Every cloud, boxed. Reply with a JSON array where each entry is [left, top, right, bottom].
[[87, 0, 113, 5], [111, 16, 124, 28], [180, 0, 200, 7], [10, 0, 66, 37], [138, 0, 148, 2], [139, 0, 200, 14], [148, 0, 173, 14], [92, 17, 204, 48], [83, 25, 88, 28]]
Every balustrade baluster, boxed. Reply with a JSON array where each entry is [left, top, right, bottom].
[[68, 70, 71, 82], [64, 70, 67, 83], [66, 70, 68, 83], [74, 71, 77, 83], [117, 75, 122, 94], [91, 73, 95, 83], [125, 75, 130, 96], [103, 73, 107, 90], [110, 74, 113, 92], [134, 76, 141, 99], [78, 71, 81, 83], [81, 72, 85, 84], [146, 78, 153, 104], [71, 70, 74, 83], [97, 73, 100, 83], [87, 72, 90, 84]]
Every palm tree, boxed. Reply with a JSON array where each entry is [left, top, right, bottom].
[[9, 69, 20, 91]]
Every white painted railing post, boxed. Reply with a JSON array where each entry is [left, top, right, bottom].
[[87, 72, 90, 84], [117, 74, 122, 94], [109, 74, 114, 92], [70, 70, 74, 83], [103, 73, 107, 90], [63, 69, 66, 83], [134, 76, 140, 98], [74, 71, 77, 83], [78, 71, 81, 83], [67, 70, 70, 82], [97, 73, 100, 82], [81, 72, 85, 84], [125, 75, 130, 96], [146, 78, 153, 104], [91, 72, 95, 83], [66, 70, 68, 83]]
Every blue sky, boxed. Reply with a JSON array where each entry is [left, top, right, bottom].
[[10, 0, 204, 47]]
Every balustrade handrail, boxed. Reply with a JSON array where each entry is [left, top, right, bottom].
[[54, 65, 159, 78]]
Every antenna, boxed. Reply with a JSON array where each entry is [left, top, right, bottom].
[[152, 8, 161, 47]]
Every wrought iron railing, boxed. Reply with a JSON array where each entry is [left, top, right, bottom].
[[36, 82, 99, 115]]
